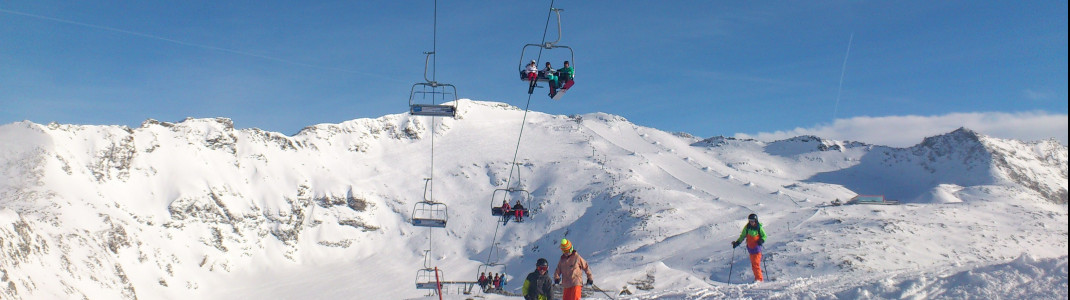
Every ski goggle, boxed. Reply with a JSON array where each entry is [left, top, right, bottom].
[[537, 266, 548, 271]]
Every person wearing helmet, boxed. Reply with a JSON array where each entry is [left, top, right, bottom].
[[731, 213, 768, 282], [524, 60, 539, 80], [523, 258, 553, 300], [554, 239, 593, 300]]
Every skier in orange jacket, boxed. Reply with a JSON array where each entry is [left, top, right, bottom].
[[554, 239, 593, 300]]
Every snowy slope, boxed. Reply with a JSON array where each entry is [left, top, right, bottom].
[[808, 128, 1067, 204], [0, 100, 1066, 299]]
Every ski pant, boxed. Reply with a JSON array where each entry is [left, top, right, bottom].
[[560, 79, 574, 90], [545, 75, 558, 94], [562, 285, 582, 300], [749, 253, 763, 282]]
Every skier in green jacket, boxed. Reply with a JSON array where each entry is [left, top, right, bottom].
[[731, 213, 767, 282], [557, 60, 575, 90]]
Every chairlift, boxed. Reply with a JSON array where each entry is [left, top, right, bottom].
[[517, 8, 576, 98], [475, 262, 509, 292], [490, 187, 531, 223], [412, 202, 448, 228], [476, 262, 508, 277], [415, 267, 444, 290], [410, 51, 458, 117], [412, 178, 448, 228]]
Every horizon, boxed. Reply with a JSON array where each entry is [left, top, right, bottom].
[[5, 100, 1068, 148]]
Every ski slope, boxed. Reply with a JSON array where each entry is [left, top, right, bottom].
[[0, 100, 1066, 299]]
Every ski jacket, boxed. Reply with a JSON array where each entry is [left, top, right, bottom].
[[735, 223, 767, 254], [523, 271, 553, 300], [542, 67, 558, 81], [554, 251, 592, 288], [557, 66, 575, 82]]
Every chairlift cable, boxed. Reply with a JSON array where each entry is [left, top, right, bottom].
[[429, 0, 437, 204], [419, 0, 443, 290], [427, 0, 438, 266], [504, 0, 556, 191], [482, 0, 557, 276]]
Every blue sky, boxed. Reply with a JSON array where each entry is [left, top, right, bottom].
[[2, 1, 1067, 146]]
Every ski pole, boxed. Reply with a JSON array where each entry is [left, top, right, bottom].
[[591, 283, 616, 300], [727, 246, 737, 284], [762, 250, 769, 281]]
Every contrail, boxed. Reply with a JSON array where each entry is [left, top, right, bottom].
[[833, 33, 854, 121], [0, 8, 395, 80]]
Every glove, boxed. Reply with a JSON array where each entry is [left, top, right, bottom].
[[586, 278, 594, 286], [554, 278, 560, 285], [757, 239, 765, 246], [731, 241, 740, 248]]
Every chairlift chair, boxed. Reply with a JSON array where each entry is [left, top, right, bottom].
[[412, 178, 448, 227], [410, 51, 458, 117], [415, 267, 444, 290], [476, 262, 507, 277], [490, 187, 532, 222], [518, 45, 574, 83], [517, 8, 576, 98], [475, 262, 509, 292], [412, 201, 448, 228]]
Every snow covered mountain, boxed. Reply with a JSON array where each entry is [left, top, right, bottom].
[[0, 100, 1066, 299], [807, 128, 1067, 204]]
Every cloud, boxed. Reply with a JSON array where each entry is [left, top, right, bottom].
[[735, 112, 1069, 147], [1023, 89, 1054, 101]]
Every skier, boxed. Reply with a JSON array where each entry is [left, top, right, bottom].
[[513, 201, 525, 222], [501, 200, 512, 224], [523, 258, 553, 300], [557, 60, 575, 91], [554, 238, 593, 300], [541, 62, 559, 98], [478, 272, 488, 290], [731, 213, 767, 282], [524, 60, 539, 94]]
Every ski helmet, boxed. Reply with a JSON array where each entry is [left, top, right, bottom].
[[748, 213, 758, 222], [536, 258, 549, 267]]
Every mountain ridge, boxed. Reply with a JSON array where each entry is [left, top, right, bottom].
[[0, 99, 1066, 299]]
